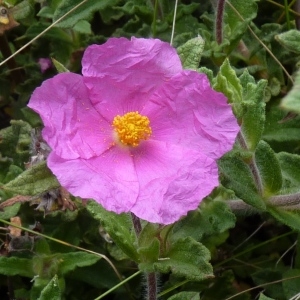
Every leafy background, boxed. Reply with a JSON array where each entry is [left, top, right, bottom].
[[1, 0, 300, 299]]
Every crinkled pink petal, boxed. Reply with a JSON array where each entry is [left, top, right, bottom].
[[129, 140, 219, 224], [142, 71, 239, 160], [28, 73, 113, 160], [47, 146, 139, 213], [82, 38, 182, 121]]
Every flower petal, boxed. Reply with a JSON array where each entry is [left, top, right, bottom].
[[47, 146, 139, 213], [82, 38, 182, 121], [28, 73, 114, 160], [130, 140, 219, 224], [142, 71, 239, 160]]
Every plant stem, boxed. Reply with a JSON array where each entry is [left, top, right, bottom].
[[146, 272, 157, 300], [215, 0, 226, 44], [130, 213, 158, 300]]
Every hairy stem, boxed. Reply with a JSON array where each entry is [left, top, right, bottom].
[[269, 192, 300, 207], [130, 213, 158, 300], [215, 0, 226, 44], [295, 0, 300, 30], [146, 272, 158, 300]]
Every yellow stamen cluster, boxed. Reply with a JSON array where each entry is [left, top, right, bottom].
[[112, 111, 152, 147]]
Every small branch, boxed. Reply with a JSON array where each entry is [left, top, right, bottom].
[[226, 200, 261, 216], [268, 192, 300, 207], [215, 0, 226, 44]]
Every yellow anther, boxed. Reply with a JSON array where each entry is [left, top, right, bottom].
[[112, 111, 152, 147]]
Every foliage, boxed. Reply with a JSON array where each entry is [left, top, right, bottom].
[[1, 0, 300, 299]]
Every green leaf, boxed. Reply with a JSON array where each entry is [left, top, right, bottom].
[[219, 153, 266, 210], [51, 58, 70, 73], [153, 237, 213, 281], [258, 294, 275, 300], [252, 269, 284, 300], [53, 0, 121, 28], [239, 71, 267, 151], [275, 29, 300, 54], [281, 71, 300, 113], [267, 207, 300, 231], [0, 203, 21, 220], [0, 120, 31, 166], [282, 269, 300, 299], [277, 152, 300, 187], [177, 36, 205, 70], [213, 58, 243, 115], [3, 161, 60, 195], [86, 201, 139, 262], [59, 252, 100, 275], [254, 141, 282, 197], [12, 0, 34, 21], [263, 105, 300, 143], [138, 223, 160, 266], [172, 200, 236, 242], [225, 0, 258, 37], [73, 19, 92, 34], [0, 257, 34, 277], [167, 291, 200, 300], [38, 275, 61, 300]]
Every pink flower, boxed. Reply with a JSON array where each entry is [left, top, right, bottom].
[[38, 58, 52, 73], [28, 37, 239, 224]]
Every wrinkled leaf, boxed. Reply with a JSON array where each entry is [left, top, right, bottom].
[[3, 161, 60, 195], [177, 36, 205, 70], [275, 29, 300, 54], [153, 237, 213, 281], [281, 71, 300, 113]]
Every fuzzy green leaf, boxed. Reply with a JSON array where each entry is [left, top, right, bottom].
[[225, 0, 257, 35], [281, 71, 300, 113], [86, 201, 138, 261], [153, 237, 213, 281], [177, 36, 205, 70], [168, 291, 200, 300], [275, 29, 300, 54], [277, 152, 300, 187], [0, 120, 31, 166], [213, 59, 243, 115], [3, 161, 60, 195], [0, 257, 34, 277], [219, 153, 266, 210], [268, 207, 300, 231], [254, 141, 282, 197], [38, 275, 61, 300], [239, 71, 267, 151], [172, 200, 236, 242]]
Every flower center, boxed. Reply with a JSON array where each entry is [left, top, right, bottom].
[[112, 111, 152, 147]]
